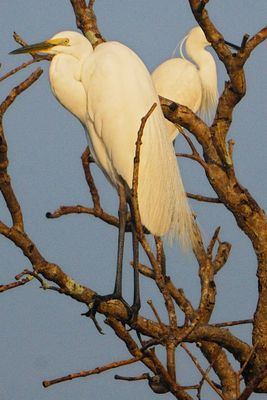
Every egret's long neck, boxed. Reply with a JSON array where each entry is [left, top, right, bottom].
[[49, 54, 87, 124], [186, 45, 218, 117]]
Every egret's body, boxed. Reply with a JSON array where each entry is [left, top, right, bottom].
[[11, 31, 195, 312], [152, 26, 218, 140], [41, 31, 194, 244]]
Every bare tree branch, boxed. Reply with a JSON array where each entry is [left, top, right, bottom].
[[43, 356, 141, 387], [70, 0, 105, 47]]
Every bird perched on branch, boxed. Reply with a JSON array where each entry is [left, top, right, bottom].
[[11, 31, 195, 315], [152, 26, 218, 141]]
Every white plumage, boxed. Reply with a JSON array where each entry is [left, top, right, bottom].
[[11, 31, 195, 248], [152, 26, 218, 140]]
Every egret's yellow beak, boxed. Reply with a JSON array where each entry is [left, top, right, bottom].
[[10, 38, 69, 55]]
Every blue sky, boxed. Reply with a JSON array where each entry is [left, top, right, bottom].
[[1, 1, 266, 399]]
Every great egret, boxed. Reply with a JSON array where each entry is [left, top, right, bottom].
[[152, 26, 218, 141], [11, 31, 195, 314]]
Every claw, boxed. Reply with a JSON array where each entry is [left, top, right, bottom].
[[126, 303, 140, 329], [83, 310, 105, 335], [83, 293, 140, 333], [81, 304, 105, 335]]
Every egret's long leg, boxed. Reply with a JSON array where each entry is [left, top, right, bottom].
[[89, 184, 130, 329], [128, 199, 141, 316], [113, 184, 127, 298], [131, 221, 140, 313]]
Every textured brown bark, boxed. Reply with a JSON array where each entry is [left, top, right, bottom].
[[70, 0, 105, 47], [161, 3, 267, 392]]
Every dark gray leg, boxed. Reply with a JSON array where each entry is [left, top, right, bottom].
[[128, 200, 141, 316], [113, 184, 127, 298], [131, 222, 141, 314], [87, 184, 130, 332]]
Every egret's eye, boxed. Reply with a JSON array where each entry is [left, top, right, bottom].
[[62, 38, 70, 46]]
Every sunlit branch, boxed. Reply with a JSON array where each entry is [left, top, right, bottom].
[[210, 319, 253, 328], [70, 0, 105, 47], [0, 276, 33, 292], [181, 344, 225, 400], [186, 192, 221, 203], [43, 356, 141, 387]]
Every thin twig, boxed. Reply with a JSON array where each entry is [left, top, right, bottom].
[[186, 192, 221, 203], [154, 236, 177, 331], [178, 129, 207, 169], [145, 349, 192, 399], [131, 102, 157, 235], [135, 263, 195, 319], [207, 227, 221, 256], [0, 58, 43, 82], [43, 356, 141, 387], [181, 344, 225, 400], [198, 347, 223, 398], [147, 299, 164, 328], [105, 317, 158, 375], [0, 68, 43, 115], [0, 276, 33, 293], [176, 152, 208, 168], [81, 147, 101, 210], [210, 319, 253, 328], [13, 31, 27, 47], [238, 341, 258, 377], [46, 205, 129, 229], [115, 373, 149, 381]]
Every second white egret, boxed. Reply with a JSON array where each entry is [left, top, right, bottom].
[[152, 26, 218, 141]]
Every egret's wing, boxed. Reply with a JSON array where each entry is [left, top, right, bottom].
[[82, 42, 194, 246], [152, 58, 202, 140], [152, 58, 202, 111]]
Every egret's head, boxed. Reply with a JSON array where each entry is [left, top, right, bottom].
[[10, 31, 93, 59], [184, 26, 240, 55], [186, 26, 211, 51]]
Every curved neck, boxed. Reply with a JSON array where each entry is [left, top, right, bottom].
[[196, 50, 217, 90], [185, 45, 218, 116], [187, 45, 216, 76]]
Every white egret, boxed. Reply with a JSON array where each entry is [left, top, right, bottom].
[[11, 31, 195, 314], [152, 26, 218, 141]]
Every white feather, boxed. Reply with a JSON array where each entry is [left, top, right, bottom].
[[45, 31, 194, 247], [152, 26, 218, 140]]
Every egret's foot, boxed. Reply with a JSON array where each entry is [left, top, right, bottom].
[[84, 294, 140, 333], [82, 308, 104, 334], [93, 293, 131, 312], [126, 303, 141, 329], [91, 292, 133, 322]]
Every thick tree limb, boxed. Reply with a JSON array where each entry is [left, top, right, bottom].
[[70, 0, 105, 47]]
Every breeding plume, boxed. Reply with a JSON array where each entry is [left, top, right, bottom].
[[152, 26, 218, 141], [11, 31, 195, 313]]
